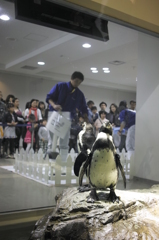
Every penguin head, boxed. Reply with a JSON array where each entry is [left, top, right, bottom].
[[99, 121, 113, 136], [82, 122, 87, 131], [82, 122, 94, 133]]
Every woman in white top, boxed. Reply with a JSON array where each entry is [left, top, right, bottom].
[[94, 110, 109, 137], [25, 99, 42, 122]]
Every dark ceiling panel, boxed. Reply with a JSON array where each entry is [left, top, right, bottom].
[[14, 0, 109, 42]]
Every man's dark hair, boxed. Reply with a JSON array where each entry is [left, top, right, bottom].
[[30, 99, 37, 108], [71, 72, 84, 81], [38, 101, 46, 109], [87, 100, 94, 107], [7, 103, 14, 109], [99, 101, 107, 107], [119, 100, 127, 108], [118, 100, 127, 113], [99, 110, 106, 118], [109, 103, 118, 113], [6, 94, 15, 104], [28, 114, 36, 121], [12, 97, 19, 103], [130, 100, 136, 104], [25, 101, 31, 110], [91, 106, 97, 111]]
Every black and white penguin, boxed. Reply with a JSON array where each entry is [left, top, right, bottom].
[[79, 122, 126, 203], [77, 122, 96, 154], [74, 122, 96, 177]]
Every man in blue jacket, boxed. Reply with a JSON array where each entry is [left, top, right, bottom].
[[118, 101, 136, 157], [46, 71, 88, 159]]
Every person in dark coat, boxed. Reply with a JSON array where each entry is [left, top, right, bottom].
[[69, 118, 82, 153], [91, 106, 99, 123], [117, 101, 127, 152], [3, 103, 18, 158], [99, 101, 109, 119], [108, 103, 120, 127]]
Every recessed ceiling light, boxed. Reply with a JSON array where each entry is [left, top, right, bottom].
[[82, 43, 91, 48], [103, 68, 109, 71], [37, 62, 45, 65], [0, 15, 10, 21], [104, 70, 110, 73], [136, 77, 138, 81], [90, 68, 97, 70], [92, 70, 98, 73]]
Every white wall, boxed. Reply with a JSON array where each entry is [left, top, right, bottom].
[[0, 71, 136, 112], [134, 32, 159, 181]]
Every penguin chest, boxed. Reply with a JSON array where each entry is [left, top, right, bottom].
[[89, 149, 118, 189]]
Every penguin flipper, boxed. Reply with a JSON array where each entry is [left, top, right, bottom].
[[74, 152, 87, 177], [79, 153, 92, 186], [115, 154, 126, 188]]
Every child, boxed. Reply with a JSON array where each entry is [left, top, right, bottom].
[[3, 103, 18, 158], [38, 118, 51, 156], [24, 114, 38, 153]]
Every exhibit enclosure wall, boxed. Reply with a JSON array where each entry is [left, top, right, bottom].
[[135, 32, 159, 181], [0, 72, 136, 111]]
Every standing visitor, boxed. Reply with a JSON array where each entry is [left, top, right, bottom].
[[38, 101, 47, 119], [108, 103, 120, 127], [46, 71, 88, 160], [25, 99, 42, 122], [3, 103, 18, 158], [14, 98, 25, 151], [99, 102, 109, 119], [87, 100, 94, 124], [118, 100, 136, 155], [24, 114, 38, 153], [94, 110, 109, 136], [25, 99, 42, 151]]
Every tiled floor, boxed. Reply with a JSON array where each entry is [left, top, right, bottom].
[[0, 157, 157, 213], [0, 223, 34, 240]]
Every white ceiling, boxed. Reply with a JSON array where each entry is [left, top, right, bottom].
[[0, 0, 138, 92]]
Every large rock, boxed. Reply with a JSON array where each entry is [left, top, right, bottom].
[[29, 185, 159, 240]]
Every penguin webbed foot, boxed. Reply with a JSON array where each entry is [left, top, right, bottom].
[[108, 189, 120, 203], [78, 184, 92, 192], [87, 189, 99, 203]]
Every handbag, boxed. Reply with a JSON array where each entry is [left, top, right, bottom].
[[46, 111, 71, 139]]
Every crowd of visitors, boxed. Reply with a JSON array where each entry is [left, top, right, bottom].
[[0, 77, 136, 158], [0, 91, 50, 158]]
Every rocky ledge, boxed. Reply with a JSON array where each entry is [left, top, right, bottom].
[[29, 185, 159, 240]]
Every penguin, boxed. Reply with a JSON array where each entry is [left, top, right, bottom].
[[77, 122, 96, 154], [79, 121, 126, 203], [74, 122, 96, 177]]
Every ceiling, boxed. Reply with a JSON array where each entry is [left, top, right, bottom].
[[0, 0, 138, 92]]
